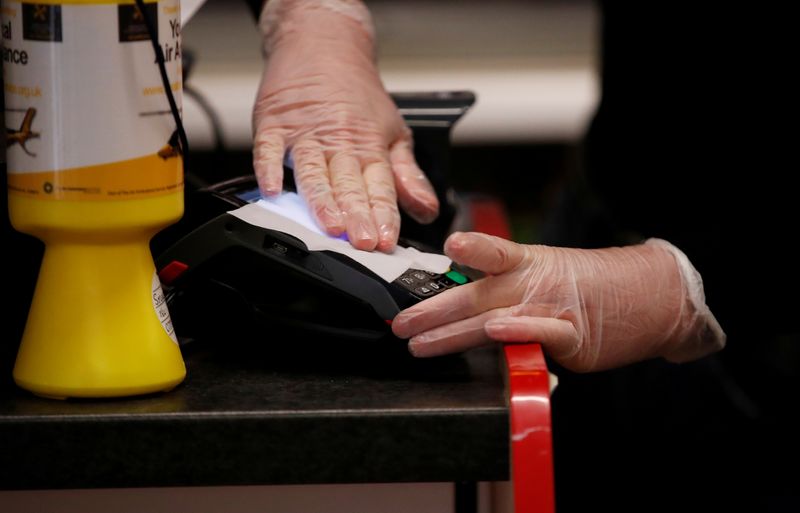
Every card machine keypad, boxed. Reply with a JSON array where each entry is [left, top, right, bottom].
[[393, 268, 469, 299]]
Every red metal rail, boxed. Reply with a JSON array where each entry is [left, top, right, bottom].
[[470, 196, 554, 513]]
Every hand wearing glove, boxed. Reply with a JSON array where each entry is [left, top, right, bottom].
[[392, 232, 726, 372], [252, 0, 439, 252]]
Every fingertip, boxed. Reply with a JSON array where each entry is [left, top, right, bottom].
[[323, 218, 347, 238], [265, 171, 284, 195], [376, 236, 397, 253], [408, 336, 435, 358], [392, 322, 408, 340], [391, 310, 419, 339], [346, 214, 379, 251], [375, 211, 400, 253], [443, 232, 526, 274], [324, 223, 346, 238], [255, 171, 280, 197], [396, 182, 439, 224], [259, 177, 283, 197], [390, 142, 441, 225], [408, 342, 427, 358], [405, 199, 439, 225], [255, 176, 270, 198], [311, 203, 346, 236], [444, 231, 470, 259], [253, 133, 285, 195], [349, 233, 378, 252]]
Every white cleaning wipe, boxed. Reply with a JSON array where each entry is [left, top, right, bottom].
[[229, 192, 451, 283]]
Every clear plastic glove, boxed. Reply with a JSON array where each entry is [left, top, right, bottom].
[[392, 232, 726, 372], [252, 0, 439, 252]]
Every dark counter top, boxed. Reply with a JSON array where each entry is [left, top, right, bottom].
[[0, 337, 508, 490]]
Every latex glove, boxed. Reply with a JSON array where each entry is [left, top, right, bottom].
[[392, 232, 726, 372], [252, 0, 439, 252]]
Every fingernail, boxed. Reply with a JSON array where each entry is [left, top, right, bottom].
[[407, 192, 439, 224], [408, 335, 436, 358], [349, 216, 378, 249], [484, 318, 516, 334], [315, 207, 345, 235], [391, 314, 412, 338], [377, 236, 396, 254], [262, 184, 281, 196], [328, 210, 345, 230], [373, 210, 399, 249], [410, 209, 438, 225], [400, 172, 435, 192], [254, 159, 282, 194], [484, 319, 507, 329], [379, 223, 395, 241], [409, 333, 429, 345], [408, 341, 426, 357], [265, 168, 283, 195], [445, 232, 466, 253], [254, 171, 270, 194]]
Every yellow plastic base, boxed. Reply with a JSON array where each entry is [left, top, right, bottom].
[[12, 239, 186, 398], [9, 193, 186, 399]]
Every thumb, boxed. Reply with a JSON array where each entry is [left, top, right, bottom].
[[445, 232, 529, 275]]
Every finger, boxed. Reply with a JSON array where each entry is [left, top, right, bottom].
[[293, 140, 345, 236], [329, 151, 378, 251], [389, 137, 439, 224], [392, 274, 523, 339], [363, 158, 400, 252], [393, 282, 480, 339], [407, 306, 517, 358], [484, 316, 580, 362], [253, 131, 285, 196], [444, 232, 529, 275]]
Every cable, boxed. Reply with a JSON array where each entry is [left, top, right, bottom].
[[184, 85, 225, 154], [134, 0, 189, 156], [181, 48, 226, 154]]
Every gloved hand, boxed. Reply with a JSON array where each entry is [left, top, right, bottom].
[[392, 232, 726, 372], [252, 0, 439, 252]]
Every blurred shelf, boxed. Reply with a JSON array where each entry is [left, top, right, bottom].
[[182, 0, 599, 149]]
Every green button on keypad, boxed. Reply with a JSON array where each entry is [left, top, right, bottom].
[[445, 270, 468, 284]]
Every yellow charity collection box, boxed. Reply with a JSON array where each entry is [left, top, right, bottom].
[[3, 0, 186, 398]]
